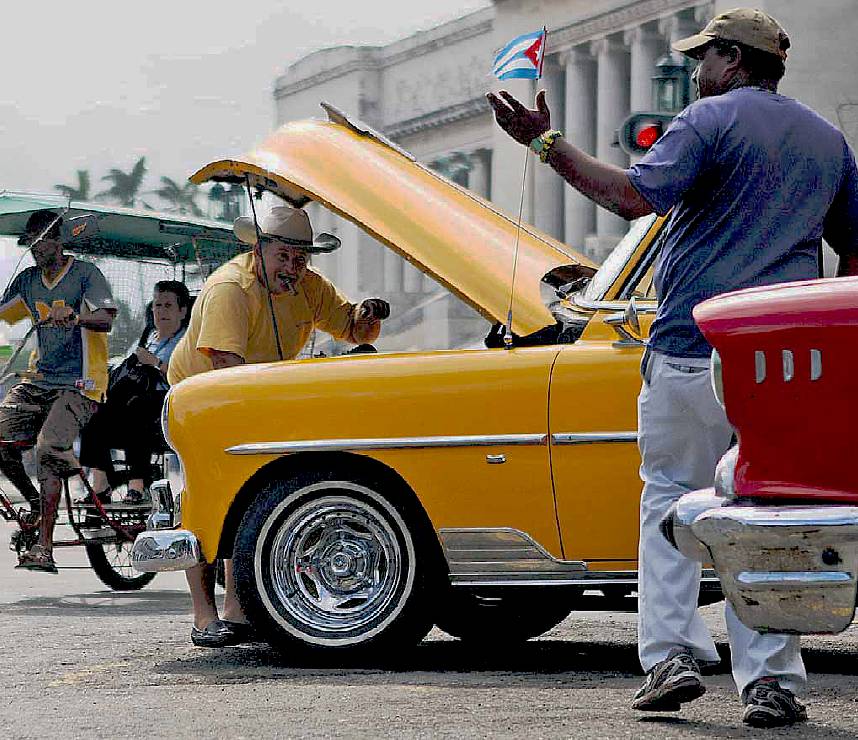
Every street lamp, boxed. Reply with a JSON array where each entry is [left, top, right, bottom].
[[652, 50, 691, 113]]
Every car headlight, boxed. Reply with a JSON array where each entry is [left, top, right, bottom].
[[713, 445, 738, 499], [710, 348, 725, 408]]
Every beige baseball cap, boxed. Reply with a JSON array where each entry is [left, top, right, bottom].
[[672, 7, 790, 60]]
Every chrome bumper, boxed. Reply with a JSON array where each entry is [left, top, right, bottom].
[[663, 489, 858, 634], [131, 529, 201, 572]]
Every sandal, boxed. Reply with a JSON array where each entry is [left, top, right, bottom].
[[16, 545, 58, 574], [75, 488, 112, 507]]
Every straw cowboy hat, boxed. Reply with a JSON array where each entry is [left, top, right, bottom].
[[233, 206, 341, 253]]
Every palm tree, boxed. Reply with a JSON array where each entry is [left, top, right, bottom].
[[152, 176, 203, 217], [97, 156, 147, 207], [54, 170, 91, 200], [207, 182, 244, 222]]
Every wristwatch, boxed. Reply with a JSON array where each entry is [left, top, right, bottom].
[[529, 130, 563, 163]]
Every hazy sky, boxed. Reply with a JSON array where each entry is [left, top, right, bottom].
[[1, 0, 490, 203]]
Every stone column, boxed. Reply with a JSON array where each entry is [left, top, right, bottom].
[[659, 8, 702, 56], [468, 148, 492, 199], [425, 293, 450, 350], [533, 56, 565, 241], [337, 219, 360, 298], [591, 35, 630, 251], [561, 47, 596, 251], [383, 243, 402, 293], [626, 23, 664, 113]]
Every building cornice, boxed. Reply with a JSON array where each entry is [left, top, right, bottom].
[[550, 0, 710, 50], [274, 8, 493, 100], [274, 48, 383, 99], [384, 97, 491, 139], [381, 15, 493, 67]]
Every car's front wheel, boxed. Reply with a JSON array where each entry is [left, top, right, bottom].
[[233, 471, 435, 654]]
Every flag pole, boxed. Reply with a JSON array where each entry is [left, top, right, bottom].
[[502, 26, 547, 349]]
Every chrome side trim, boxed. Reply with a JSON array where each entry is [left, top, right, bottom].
[[810, 349, 823, 381], [226, 434, 548, 456], [737, 571, 852, 586], [551, 432, 638, 445], [782, 349, 794, 382], [572, 296, 658, 314], [439, 528, 586, 585], [440, 526, 715, 587], [755, 351, 766, 383]]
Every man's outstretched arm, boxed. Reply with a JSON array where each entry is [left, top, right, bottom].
[[487, 90, 653, 220]]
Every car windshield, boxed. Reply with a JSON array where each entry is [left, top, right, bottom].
[[581, 214, 657, 302]]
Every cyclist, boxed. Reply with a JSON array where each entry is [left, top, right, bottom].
[[0, 209, 116, 573]]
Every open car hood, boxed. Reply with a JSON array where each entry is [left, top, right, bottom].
[[190, 107, 596, 336], [0, 191, 244, 263]]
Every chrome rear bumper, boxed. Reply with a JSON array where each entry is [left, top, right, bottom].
[[663, 489, 858, 634], [131, 529, 201, 572]]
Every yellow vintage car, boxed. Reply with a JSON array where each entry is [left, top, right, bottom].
[[132, 106, 707, 652]]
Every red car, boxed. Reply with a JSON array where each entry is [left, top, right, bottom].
[[663, 275, 858, 634]]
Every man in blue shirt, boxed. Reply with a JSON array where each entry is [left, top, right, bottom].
[[489, 7, 858, 728], [0, 209, 116, 573]]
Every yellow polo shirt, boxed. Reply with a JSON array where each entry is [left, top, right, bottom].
[[168, 252, 359, 384]]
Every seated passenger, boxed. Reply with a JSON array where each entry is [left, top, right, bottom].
[[79, 281, 190, 506], [0, 210, 116, 573]]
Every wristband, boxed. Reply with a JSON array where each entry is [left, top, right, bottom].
[[529, 130, 563, 163]]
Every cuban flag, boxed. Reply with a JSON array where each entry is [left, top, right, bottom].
[[492, 27, 547, 80]]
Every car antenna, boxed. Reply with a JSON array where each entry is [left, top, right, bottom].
[[503, 149, 530, 350], [244, 176, 284, 360]]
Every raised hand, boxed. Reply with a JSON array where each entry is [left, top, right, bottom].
[[486, 89, 552, 146]]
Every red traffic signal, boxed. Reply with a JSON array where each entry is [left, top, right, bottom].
[[618, 113, 675, 155]]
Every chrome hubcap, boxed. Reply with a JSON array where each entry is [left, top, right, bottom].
[[267, 494, 405, 636]]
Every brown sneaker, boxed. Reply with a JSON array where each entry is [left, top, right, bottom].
[[632, 648, 706, 712], [742, 678, 807, 728]]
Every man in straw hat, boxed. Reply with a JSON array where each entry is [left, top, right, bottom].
[[488, 7, 858, 727], [167, 204, 389, 648]]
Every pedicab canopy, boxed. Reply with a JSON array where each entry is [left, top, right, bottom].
[[0, 191, 245, 266], [190, 103, 596, 337], [0, 192, 248, 357]]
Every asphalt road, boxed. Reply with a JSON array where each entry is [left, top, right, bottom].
[[3, 518, 858, 740]]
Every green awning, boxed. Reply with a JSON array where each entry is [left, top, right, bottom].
[[0, 191, 245, 264]]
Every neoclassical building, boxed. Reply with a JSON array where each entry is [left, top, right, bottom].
[[274, 0, 858, 350]]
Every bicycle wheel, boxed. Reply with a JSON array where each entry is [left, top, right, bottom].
[[86, 540, 156, 591]]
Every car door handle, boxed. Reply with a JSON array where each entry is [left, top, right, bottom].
[[486, 454, 506, 464]]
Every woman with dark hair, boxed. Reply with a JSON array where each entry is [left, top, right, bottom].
[[79, 281, 191, 505]]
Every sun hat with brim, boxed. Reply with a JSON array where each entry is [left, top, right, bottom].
[[672, 7, 790, 60], [233, 205, 341, 254]]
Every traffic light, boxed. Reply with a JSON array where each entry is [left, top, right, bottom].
[[617, 112, 675, 156]]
